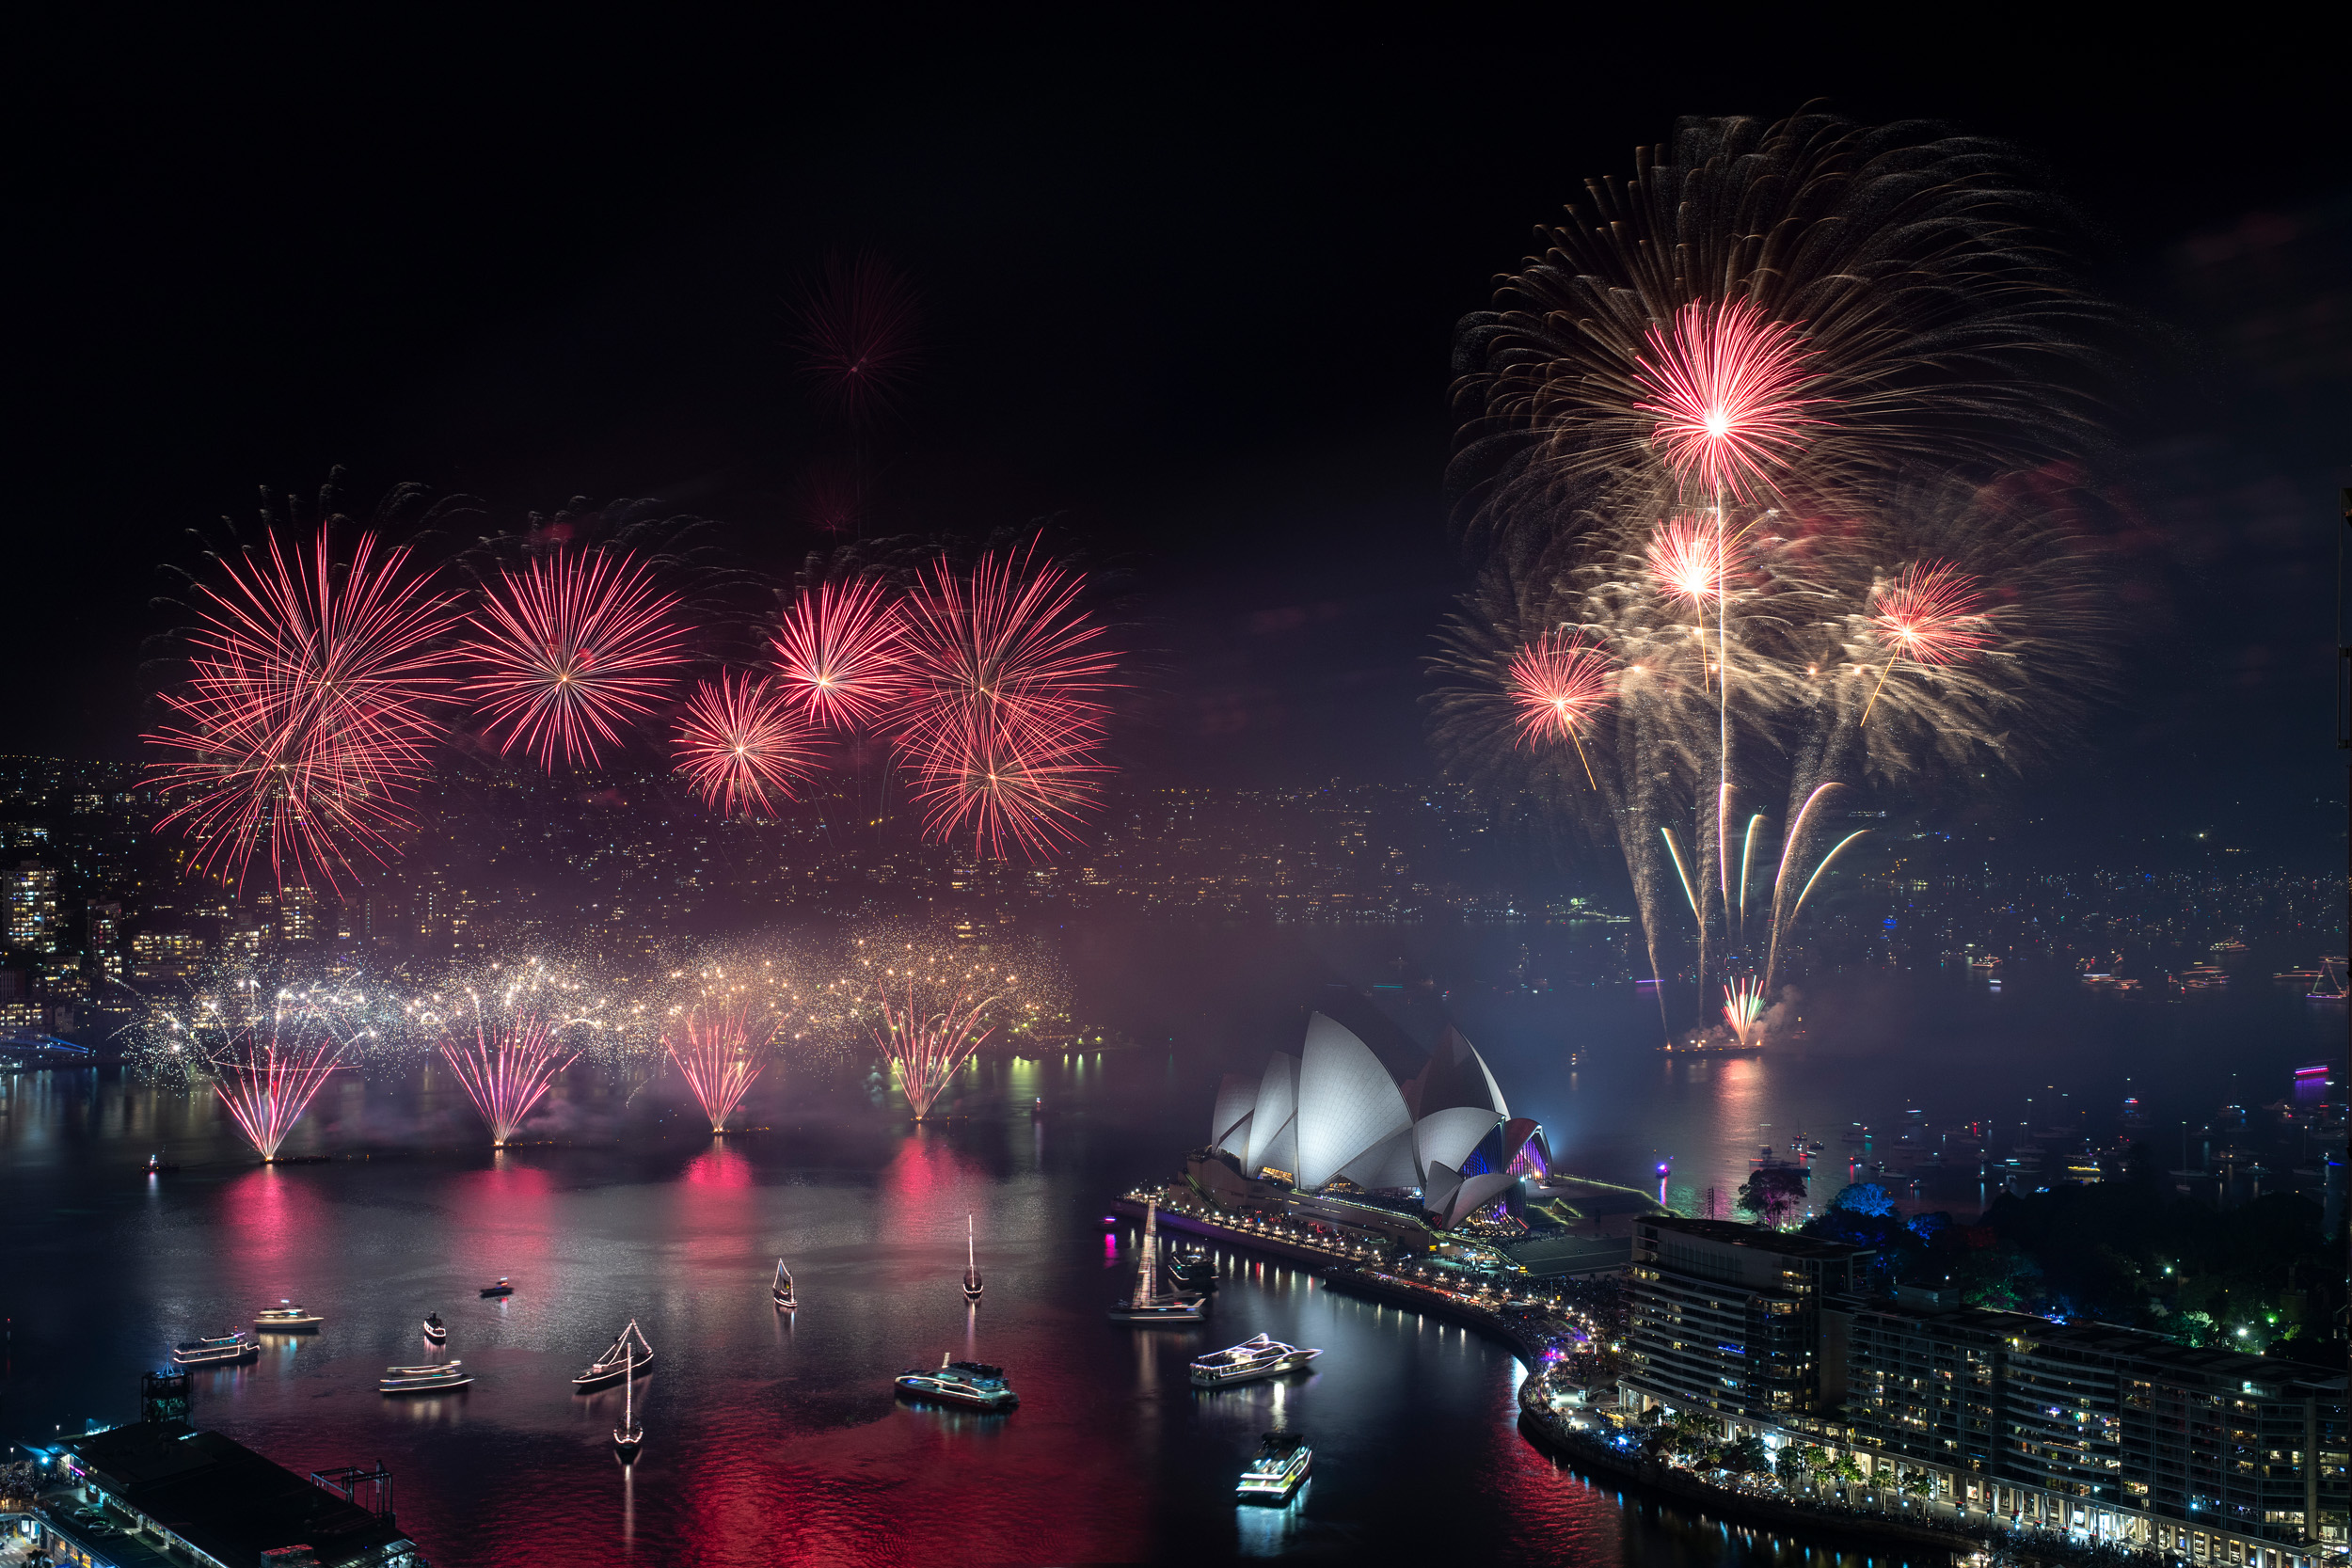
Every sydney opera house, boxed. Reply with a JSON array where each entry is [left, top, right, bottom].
[[1196, 1006, 1551, 1231]]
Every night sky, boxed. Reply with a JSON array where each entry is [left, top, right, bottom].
[[11, 20, 2345, 859]]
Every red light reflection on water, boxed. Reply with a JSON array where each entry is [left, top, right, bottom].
[[684, 1144, 755, 1189], [445, 1155, 560, 1287], [218, 1164, 331, 1281]]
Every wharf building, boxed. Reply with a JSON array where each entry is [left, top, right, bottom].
[[28, 1380, 424, 1568], [1620, 1215, 2349, 1568]]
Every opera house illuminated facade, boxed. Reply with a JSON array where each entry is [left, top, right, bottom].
[[1197, 1007, 1550, 1230]]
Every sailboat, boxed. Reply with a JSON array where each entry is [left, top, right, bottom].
[[1107, 1198, 1209, 1323], [771, 1258, 796, 1311], [612, 1340, 644, 1460], [573, 1320, 656, 1388], [961, 1214, 984, 1303]]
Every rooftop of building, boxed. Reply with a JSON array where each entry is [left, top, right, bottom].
[[62, 1418, 411, 1568], [1638, 1214, 1872, 1262], [1828, 1293, 2349, 1394]]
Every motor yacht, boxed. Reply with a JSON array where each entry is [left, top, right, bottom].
[[480, 1278, 516, 1298], [423, 1313, 447, 1344], [1235, 1432, 1311, 1504], [380, 1361, 472, 1394], [894, 1353, 1018, 1411], [254, 1300, 322, 1330], [172, 1332, 257, 1367], [1189, 1333, 1320, 1388]]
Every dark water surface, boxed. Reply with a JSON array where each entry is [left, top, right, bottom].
[[3, 923, 2333, 1564]]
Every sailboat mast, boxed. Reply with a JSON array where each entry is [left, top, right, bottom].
[[1136, 1198, 1160, 1308], [966, 1213, 976, 1272]]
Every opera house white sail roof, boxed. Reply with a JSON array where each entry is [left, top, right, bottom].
[[1204, 1006, 1548, 1230]]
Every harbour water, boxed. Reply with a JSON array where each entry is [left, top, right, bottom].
[[3, 922, 2334, 1565]]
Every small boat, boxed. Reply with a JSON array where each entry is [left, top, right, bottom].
[[961, 1214, 983, 1304], [1235, 1431, 1311, 1504], [1168, 1246, 1218, 1293], [380, 1360, 472, 1394], [894, 1353, 1018, 1411], [1190, 1333, 1321, 1388], [423, 1313, 447, 1344], [612, 1341, 644, 1460], [1108, 1198, 1209, 1323], [573, 1320, 655, 1388], [172, 1332, 257, 1367], [146, 1148, 180, 1175], [480, 1278, 515, 1298], [254, 1300, 322, 1330], [771, 1258, 796, 1311]]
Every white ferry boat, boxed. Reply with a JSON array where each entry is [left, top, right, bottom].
[[1190, 1333, 1321, 1388], [254, 1300, 322, 1330], [1235, 1432, 1311, 1503], [171, 1332, 257, 1367], [380, 1360, 473, 1394], [894, 1354, 1019, 1411]]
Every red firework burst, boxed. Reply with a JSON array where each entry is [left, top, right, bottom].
[[440, 1013, 577, 1147], [792, 252, 922, 425], [665, 998, 778, 1133], [462, 549, 685, 770], [1508, 631, 1610, 787], [1645, 517, 1742, 606], [674, 671, 817, 817], [893, 546, 1117, 858], [1860, 561, 1990, 724], [771, 577, 907, 728], [146, 530, 458, 895], [1870, 561, 1990, 666], [1632, 299, 1817, 499]]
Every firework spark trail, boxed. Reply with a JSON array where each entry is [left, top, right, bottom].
[[1860, 560, 1991, 725], [199, 1010, 347, 1162], [440, 1012, 577, 1146], [870, 962, 1008, 1121], [1633, 300, 1818, 503], [146, 530, 458, 895], [665, 998, 777, 1132], [772, 577, 908, 728], [462, 549, 684, 770], [675, 671, 817, 817], [1507, 631, 1609, 786], [893, 545, 1117, 858], [1721, 976, 1767, 1047]]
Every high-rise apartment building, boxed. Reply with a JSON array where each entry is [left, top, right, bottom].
[[1622, 1215, 1870, 1420], [85, 901, 122, 981], [1830, 1292, 2348, 1558], [7, 861, 59, 950], [129, 928, 206, 985], [1618, 1220, 2348, 1561]]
